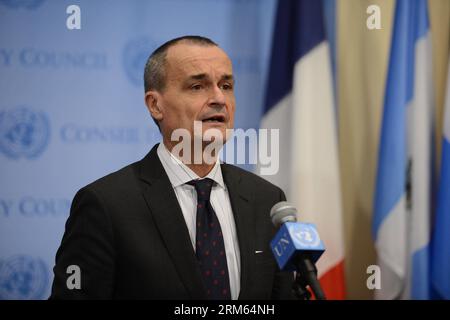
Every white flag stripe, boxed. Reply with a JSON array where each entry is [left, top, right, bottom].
[[408, 32, 433, 255], [259, 94, 293, 197], [289, 42, 345, 275], [375, 195, 407, 299]]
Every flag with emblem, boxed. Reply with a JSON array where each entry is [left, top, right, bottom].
[[372, 0, 434, 299]]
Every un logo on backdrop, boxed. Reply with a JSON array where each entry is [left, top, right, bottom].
[[0, 107, 50, 159], [0, 0, 45, 9], [122, 37, 157, 87], [0, 255, 48, 300]]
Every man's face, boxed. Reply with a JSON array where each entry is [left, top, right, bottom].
[[152, 43, 235, 148]]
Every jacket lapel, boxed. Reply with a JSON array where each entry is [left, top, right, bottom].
[[138, 144, 206, 299], [221, 164, 255, 300]]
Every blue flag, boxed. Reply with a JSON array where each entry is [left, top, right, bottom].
[[373, 0, 433, 299], [431, 57, 450, 300]]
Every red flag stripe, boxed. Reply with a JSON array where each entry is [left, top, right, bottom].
[[318, 260, 346, 300]]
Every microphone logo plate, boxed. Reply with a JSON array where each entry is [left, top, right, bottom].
[[292, 224, 321, 248]]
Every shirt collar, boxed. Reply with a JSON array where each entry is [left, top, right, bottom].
[[157, 143, 226, 189]]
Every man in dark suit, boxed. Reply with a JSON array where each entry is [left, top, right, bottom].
[[50, 36, 295, 299]]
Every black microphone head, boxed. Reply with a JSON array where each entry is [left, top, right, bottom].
[[270, 201, 297, 227]]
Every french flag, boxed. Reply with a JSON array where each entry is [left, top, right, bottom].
[[372, 0, 434, 299], [258, 0, 345, 299]]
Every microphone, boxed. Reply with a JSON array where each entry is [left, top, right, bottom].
[[269, 201, 326, 300]]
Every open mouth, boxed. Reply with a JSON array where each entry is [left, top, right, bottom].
[[201, 114, 226, 123]]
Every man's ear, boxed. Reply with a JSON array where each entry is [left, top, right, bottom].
[[144, 91, 163, 121]]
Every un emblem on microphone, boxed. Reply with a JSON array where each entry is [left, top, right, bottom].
[[0, 0, 45, 9], [122, 36, 157, 87], [0, 255, 48, 300], [293, 224, 321, 248], [0, 107, 50, 159]]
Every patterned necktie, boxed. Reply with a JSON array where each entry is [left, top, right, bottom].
[[187, 178, 231, 300]]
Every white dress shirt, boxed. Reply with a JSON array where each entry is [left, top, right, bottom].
[[157, 143, 241, 299]]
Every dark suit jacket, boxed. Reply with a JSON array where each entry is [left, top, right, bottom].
[[50, 144, 295, 299]]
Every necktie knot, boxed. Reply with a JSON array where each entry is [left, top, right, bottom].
[[187, 178, 214, 202]]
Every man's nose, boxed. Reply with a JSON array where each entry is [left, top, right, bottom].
[[208, 85, 226, 106]]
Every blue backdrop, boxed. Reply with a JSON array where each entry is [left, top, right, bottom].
[[0, 0, 279, 299]]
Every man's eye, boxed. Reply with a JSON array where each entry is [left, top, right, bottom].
[[221, 83, 233, 90], [191, 84, 203, 91]]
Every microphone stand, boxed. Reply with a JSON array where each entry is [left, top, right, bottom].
[[293, 255, 327, 300], [293, 272, 312, 300]]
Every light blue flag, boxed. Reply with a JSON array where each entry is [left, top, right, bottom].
[[373, 0, 433, 299]]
